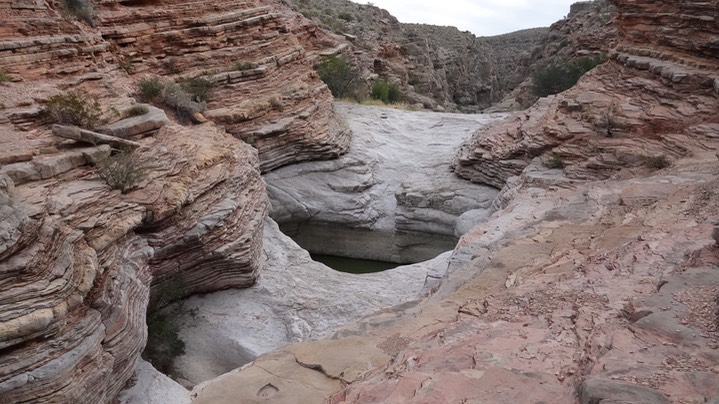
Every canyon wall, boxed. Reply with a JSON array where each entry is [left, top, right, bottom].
[[282, 0, 501, 111], [191, 1, 719, 403], [456, 0, 718, 188], [0, 0, 349, 401]]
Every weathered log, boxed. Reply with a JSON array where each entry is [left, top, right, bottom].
[[52, 124, 141, 149]]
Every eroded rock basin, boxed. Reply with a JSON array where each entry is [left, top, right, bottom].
[[135, 104, 507, 392], [266, 103, 505, 263]]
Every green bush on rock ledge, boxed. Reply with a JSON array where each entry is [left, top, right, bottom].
[[532, 54, 608, 98], [43, 90, 103, 130], [315, 54, 362, 100], [97, 149, 154, 193], [371, 79, 403, 104]]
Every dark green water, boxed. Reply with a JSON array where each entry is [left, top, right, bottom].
[[310, 254, 399, 274]]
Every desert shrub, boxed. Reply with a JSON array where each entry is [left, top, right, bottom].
[[0, 70, 9, 83], [137, 77, 165, 101], [387, 82, 403, 103], [597, 104, 619, 137], [545, 152, 566, 169], [269, 97, 284, 112], [532, 54, 607, 98], [124, 104, 149, 118], [97, 149, 153, 193], [162, 59, 181, 74], [371, 79, 403, 104], [180, 77, 215, 102], [43, 90, 102, 129], [161, 82, 206, 123], [642, 154, 670, 170], [315, 54, 362, 100], [338, 12, 354, 21], [64, 0, 96, 26], [235, 61, 257, 71], [118, 58, 135, 74], [143, 277, 191, 375]]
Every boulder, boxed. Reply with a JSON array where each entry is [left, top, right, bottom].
[[579, 379, 670, 404], [98, 104, 168, 139]]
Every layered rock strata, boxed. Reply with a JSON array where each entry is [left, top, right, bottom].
[[0, 0, 353, 401], [189, 1, 719, 402], [456, 0, 719, 188], [0, 0, 350, 172], [191, 130, 719, 404], [0, 79, 268, 401], [265, 103, 502, 263]]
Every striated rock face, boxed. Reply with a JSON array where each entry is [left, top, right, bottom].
[[99, 0, 350, 172], [0, 0, 353, 401], [0, 90, 268, 401], [455, 0, 718, 188], [190, 1, 719, 403], [193, 133, 719, 404], [0, 0, 350, 172]]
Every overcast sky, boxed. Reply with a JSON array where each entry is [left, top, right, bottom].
[[355, 0, 579, 37]]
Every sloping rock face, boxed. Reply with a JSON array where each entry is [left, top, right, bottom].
[[482, 27, 549, 96], [192, 148, 719, 404], [0, 0, 350, 401], [455, 0, 718, 189], [190, 1, 719, 403], [489, 0, 618, 111], [265, 103, 502, 264], [282, 0, 501, 111]]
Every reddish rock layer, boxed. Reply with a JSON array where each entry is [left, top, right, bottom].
[[0, 0, 350, 401], [455, 0, 718, 188]]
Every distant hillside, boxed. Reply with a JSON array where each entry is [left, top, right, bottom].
[[283, 0, 617, 111]]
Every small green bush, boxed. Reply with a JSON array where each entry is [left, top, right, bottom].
[[642, 154, 670, 170], [118, 58, 135, 74], [269, 97, 284, 112], [43, 90, 102, 129], [532, 54, 607, 98], [137, 77, 165, 101], [235, 62, 257, 71], [338, 12, 354, 21], [0, 69, 9, 83], [161, 82, 206, 124], [64, 0, 95, 26], [143, 277, 190, 375], [371, 79, 403, 104], [124, 104, 149, 118], [315, 54, 362, 100], [180, 77, 215, 102], [97, 149, 153, 193], [545, 152, 566, 169]]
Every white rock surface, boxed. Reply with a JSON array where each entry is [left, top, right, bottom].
[[118, 360, 191, 404], [265, 103, 504, 262], [172, 218, 448, 385]]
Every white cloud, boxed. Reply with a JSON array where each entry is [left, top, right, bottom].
[[355, 0, 578, 36]]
